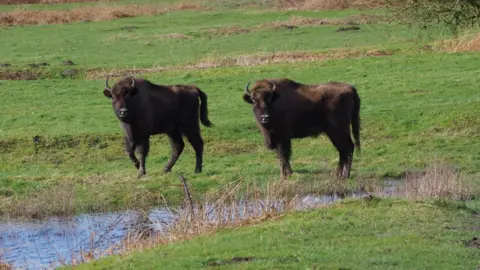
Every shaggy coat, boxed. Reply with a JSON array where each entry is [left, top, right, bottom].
[[103, 76, 212, 177], [243, 78, 361, 179]]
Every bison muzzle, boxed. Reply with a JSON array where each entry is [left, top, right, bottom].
[[243, 78, 361, 179], [103, 76, 213, 178]]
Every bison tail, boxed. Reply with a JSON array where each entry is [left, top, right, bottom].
[[351, 87, 361, 155], [198, 89, 213, 127]]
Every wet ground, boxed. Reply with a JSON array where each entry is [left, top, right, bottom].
[[0, 180, 404, 269]]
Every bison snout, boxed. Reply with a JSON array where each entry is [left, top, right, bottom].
[[260, 114, 270, 124], [119, 108, 128, 118]]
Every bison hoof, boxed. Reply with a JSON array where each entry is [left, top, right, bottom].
[[137, 171, 146, 179], [163, 167, 172, 173], [194, 169, 202, 174]]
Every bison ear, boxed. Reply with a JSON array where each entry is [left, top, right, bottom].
[[243, 94, 253, 104], [103, 89, 112, 98]]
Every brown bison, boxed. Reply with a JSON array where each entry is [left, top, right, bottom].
[[242, 78, 361, 179], [103, 76, 212, 178]]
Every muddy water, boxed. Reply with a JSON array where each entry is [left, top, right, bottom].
[[0, 181, 403, 269]]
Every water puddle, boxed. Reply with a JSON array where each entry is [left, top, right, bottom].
[[0, 180, 404, 269]]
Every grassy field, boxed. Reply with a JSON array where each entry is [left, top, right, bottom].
[[76, 199, 480, 269], [1, 0, 479, 220]]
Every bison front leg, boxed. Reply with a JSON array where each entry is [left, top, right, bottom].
[[276, 139, 293, 179], [164, 131, 185, 173], [136, 138, 150, 178], [124, 137, 140, 170]]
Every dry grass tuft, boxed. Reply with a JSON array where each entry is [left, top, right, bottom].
[[86, 49, 394, 79], [0, 3, 205, 26], [405, 163, 471, 200], [437, 33, 480, 52], [275, 0, 383, 10], [2, 182, 76, 219]]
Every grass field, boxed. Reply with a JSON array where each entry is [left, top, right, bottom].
[[1, 0, 480, 269], [76, 199, 480, 269], [1, 0, 479, 217]]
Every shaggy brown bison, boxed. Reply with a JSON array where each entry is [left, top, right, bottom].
[[103, 76, 212, 178], [242, 78, 361, 179]]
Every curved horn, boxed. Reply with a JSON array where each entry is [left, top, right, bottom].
[[129, 76, 135, 88], [105, 76, 111, 89], [269, 80, 276, 92], [244, 82, 251, 94]]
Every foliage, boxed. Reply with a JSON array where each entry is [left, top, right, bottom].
[[386, 0, 480, 34]]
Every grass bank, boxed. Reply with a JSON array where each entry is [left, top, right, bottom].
[[75, 198, 480, 269]]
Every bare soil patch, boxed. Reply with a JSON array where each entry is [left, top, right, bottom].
[[0, 3, 205, 26], [86, 49, 394, 79], [465, 237, 480, 248]]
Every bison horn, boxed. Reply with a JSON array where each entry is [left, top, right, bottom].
[[129, 76, 135, 88], [269, 80, 276, 92], [105, 76, 111, 90], [244, 82, 251, 95]]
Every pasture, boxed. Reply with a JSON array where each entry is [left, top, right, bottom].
[[0, 0, 479, 268]]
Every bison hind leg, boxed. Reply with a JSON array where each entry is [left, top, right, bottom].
[[184, 131, 204, 174], [326, 128, 354, 179], [164, 131, 185, 173]]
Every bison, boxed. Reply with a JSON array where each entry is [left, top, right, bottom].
[[103, 76, 212, 178], [242, 78, 361, 179]]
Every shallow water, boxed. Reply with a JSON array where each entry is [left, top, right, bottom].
[[0, 181, 403, 269]]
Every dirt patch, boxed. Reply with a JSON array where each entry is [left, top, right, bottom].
[[86, 49, 394, 79], [465, 237, 480, 248], [336, 26, 361, 32], [0, 3, 205, 26], [205, 256, 256, 267], [206, 14, 382, 37]]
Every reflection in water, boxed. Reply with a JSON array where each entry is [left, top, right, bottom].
[[0, 181, 403, 269]]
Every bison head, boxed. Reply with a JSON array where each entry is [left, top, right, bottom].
[[243, 80, 278, 127], [103, 76, 138, 121]]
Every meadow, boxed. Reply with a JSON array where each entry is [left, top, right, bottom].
[[0, 0, 479, 267]]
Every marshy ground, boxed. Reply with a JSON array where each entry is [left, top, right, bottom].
[[0, 0, 479, 268]]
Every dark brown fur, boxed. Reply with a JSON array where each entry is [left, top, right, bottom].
[[243, 78, 361, 179], [103, 76, 212, 177]]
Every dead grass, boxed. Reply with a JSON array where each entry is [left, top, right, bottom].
[[1, 182, 76, 219], [0, 2, 205, 26], [86, 48, 395, 79], [275, 0, 383, 10], [436, 32, 480, 52], [0, 0, 99, 4], [206, 14, 383, 37], [405, 163, 472, 200]]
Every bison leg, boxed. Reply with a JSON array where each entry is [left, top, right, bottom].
[[276, 139, 293, 179], [136, 138, 150, 178], [326, 128, 354, 179], [185, 131, 204, 174], [125, 136, 140, 170], [164, 131, 185, 173]]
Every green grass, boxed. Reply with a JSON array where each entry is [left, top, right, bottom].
[[0, 1, 479, 217], [74, 199, 480, 269], [1, 52, 479, 216], [0, 8, 446, 69]]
